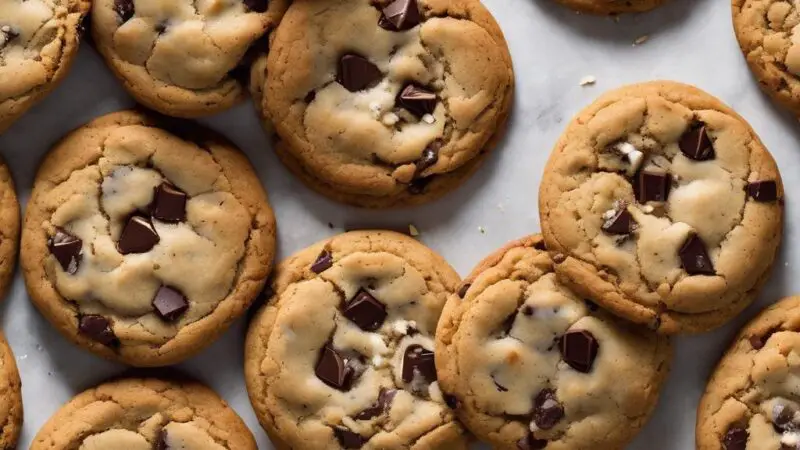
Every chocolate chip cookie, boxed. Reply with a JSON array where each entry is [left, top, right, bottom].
[[244, 230, 469, 449], [539, 81, 783, 334], [258, 0, 514, 208], [0, 0, 90, 133], [733, 0, 800, 115], [0, 158, 19, 301], [21, 110, 276, 366], [0, 333, 22, 449], [695, 296, 800, 450], [436, 235, 672, 450], [30, 376, 256, 449], [91, 0, 288, 118], [553, 0, 666, 14]]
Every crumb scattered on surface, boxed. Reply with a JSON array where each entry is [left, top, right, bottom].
[[478, 226, 486, 234], [580, 75, 597, 87], [633, 35, 649, 46], [327, 222, 334, 229], [409, 224, 420, 237]]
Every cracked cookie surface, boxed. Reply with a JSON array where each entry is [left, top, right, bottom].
[[0, 0, 90, 133], [244, 230, 469, 449], [732, 0, 800, 115], [436, 235, 672, 450], [21, 110, 276, 366], [0, 157, 19, 302], [538, 81, 783, 334], [259, 0, 514, 208], [695, 296, 800, 450], [0, 333, 22, 449], [30, 377, 255, 450], [552, 0, 666, 14], [91, 0, 288, 118]]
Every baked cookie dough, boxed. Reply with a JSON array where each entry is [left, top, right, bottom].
[[436, 235, 672, 450], [91, 0, 289, 118], [539, 81, 783, 334], [21, 110, 276, 366], [0, 0, 90, 133], [552, 0, 666, 14], [0, 158, 19, 301], [30, 376, 256, 450], [0, 333, 22, 449], [245, 230, 468, 449], [259, 0, 514, 208], [695, 296, 800, 450]]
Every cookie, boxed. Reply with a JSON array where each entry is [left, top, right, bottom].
[[436, 235, 672, 450], [0, 158, 19, 301], [538, 81, 783, 334], [244, 230, 469, 449], [0, 0, 90, 133], [552, 0, 666, 14], [258, 0, 514, 208], [0, 333, 23, 449], [90, 0, 289, 118], [30, 376, 256, 449], [21, 110, 276, 366], [695, 296, 800, 450], [732, 0, 800, 115]]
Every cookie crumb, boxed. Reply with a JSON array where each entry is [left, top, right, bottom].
[[633, 35, 649, 46], [327, 222, 334, 229], [478, 226, 486, 234], [422, 114, 435, 124], [409, 224, 420, 237], [579, 75, 596, 87]]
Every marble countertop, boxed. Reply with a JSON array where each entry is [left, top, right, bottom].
[[1, 0, 797, 448]]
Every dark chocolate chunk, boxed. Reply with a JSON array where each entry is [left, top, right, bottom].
[[602, 207, 635, 235], [679, 233, 715, 275], [774, 403, 797, 431], [457, 283, 470, 298], [311, 249, 333, 273], [337, 54, 382, 92], [679, 123, 715, 161], [408, 176, 433, 194], [78, 315, 118, 347], [747, 180, 778, 202], [414, 144, 440, 177], [516, 434, 548, 450], [154, 429, 168, 450], [354, 388, 397, 420], [152, 286, 189, 321], [532, 389, 564, 430], [379, 0, 421, 31], [636, 171, 671, 203], [397, 84, 436, 117], [333, 427, 366, 449], [722, 426, 748, 450], [243, 0, 268, 13], [750, 328, 779, 350], [118, 215, 159, 254], [533, 240, 547, 251], [343, 290, 387, 331], [443, 393, 459, 409], [48, 228, 82, 274], [114, 0, 135, 22], [151, 183, 187, 222], [402, 345, 436, 383], [559, 330, 599, 373], [315, 345, 355, 390]]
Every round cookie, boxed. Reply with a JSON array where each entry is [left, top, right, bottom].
[[30, 376, 256, 449], [0, 158, 19, 300], [0, 0, 90, 133], [0, 333, 23, 449], [696, 296, 800, 450], [245, 230, 469, 449], [91, 0, 289, 118], [538, 81, 783, 334], [21, 110, 276, 366], [733, 0, 800, 115], [259, 0, 514, 208], [553, 0, 666, 14], [436, 235, 672, 450]]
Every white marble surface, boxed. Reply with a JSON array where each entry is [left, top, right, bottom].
[[1, 0, 797, 448]]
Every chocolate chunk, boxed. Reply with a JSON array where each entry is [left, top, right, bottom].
[[749, 335, 765, 350], [679, 233, 715, 275], [114, 0, 135, 22], [0, 25, 19, 50], [414, 145, 439, 177], [533, 240, 547, 251], [516, 434, 548, 450], [337, 54, 382, 92], [151, 183, 187, 222], [118, 215, 159, 254], [747, 180, 778, 202], [722, 426, 748, 450], [243, 0, 268, 13], [48, 228, 82, 274], [78, 315, 118, 347], [379, 0, 421, 31], [457, 283, 470, 298], [521, 305, 535, 316], [343, 290, 387, 331], [311, 249, 333, 273], [397, 84, 436, 117], [636, 171, 671, 203], [602, 207, 634, 235], [355, 388, 397, 420], [774, 403, 797, 431], [443, 393, 459, 409], [154, 430, 168, 450], [334, 427, 366, 449], [679, 123, 715, 161], [402, 345, 436, 383], [532, 389, 564, 430], [408, 176, 433, 194], [152, 286, 189, 321], [559, 330, 599, 373], [315, 345, 356, 390]]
